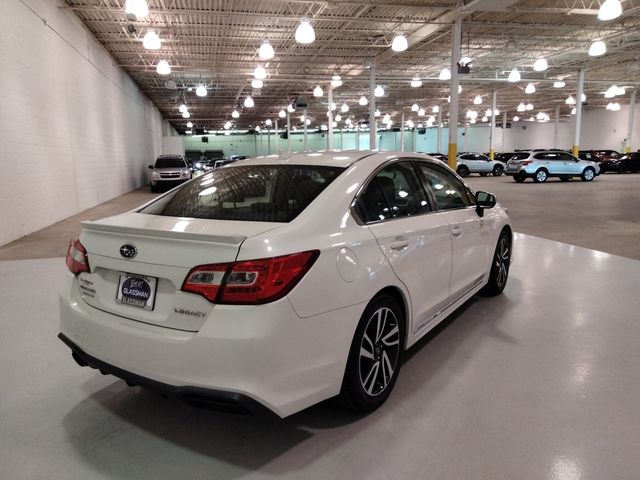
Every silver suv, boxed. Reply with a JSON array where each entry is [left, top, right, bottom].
[[148, 155, 192, 192], [456, 153, 506, 177], [505, 150, 600, 183]]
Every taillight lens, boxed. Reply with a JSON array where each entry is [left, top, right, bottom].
[[182, 250, 319, 305], [66, 238, 90, 275], [521, 160, 533, 165]]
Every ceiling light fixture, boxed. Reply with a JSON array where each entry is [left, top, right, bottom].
[[410, 77, 422, 88], [374, 85, 384, 97], [571, 107, 577, 115], [513, 116, 520, 121], [508, 67, 521, 82], [525, 83, 536, 94], [391, 34, 408, 52], [232, 110, 240, 119], [295, 17, 315, 44], [178, 103, 188, 113], [142, 30, 161, 50], [418, 108, 426, 116], [156, 60, 171, 75], [383, 113, 391, 123], [331, 75, 342, 88], [359, 96, 368, 106], [182, 111, 190, 118], [481, 116, 488, 122], [473, 95, 482, 105], [533, 58, 548, 72], [565, 95, 576, 105], [244, 96, 254, 108], [254, 66, 267, 79], [439, 68, 451, 81], [251, 79, 263, 89], [224, 121, 232, 130], [526, 103, 534, 111], [313, 85, 323, 97], [517, 103, 526, 112], [553, 80, 566, 88], [287, 104, 295, 113], [374, 109, 381, 117], [411, 103, 419, 112], [125, 0, 149, 19], [335, 114, 342, 122], [265, 119, 272, 126], [341, 103, 349, 112], [432, 106, 440, 113], [258, 41, 275, 60], [195, 85, 207, 97], [279, 110, 286, 118], [186, 121, 193, 128], [598, 0, 623, 21], [588, 40, 606, 57]]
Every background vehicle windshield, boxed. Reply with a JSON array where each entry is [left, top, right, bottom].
[[155, 156, 186, 168], [140, 164, 344, 222]]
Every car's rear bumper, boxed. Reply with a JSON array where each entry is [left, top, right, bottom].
[[58, 276, 363, 418]]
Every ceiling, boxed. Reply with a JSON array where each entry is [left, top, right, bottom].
[[63, 0, 640, 133]]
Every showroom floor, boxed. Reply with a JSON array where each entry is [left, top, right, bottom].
[[2, 174, 640, 479]]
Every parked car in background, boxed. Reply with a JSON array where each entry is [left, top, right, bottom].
[[59, 151, 512, 418], [148, 155, 192, 192], [578, 150, 600, 163], [494, 152, 517, 163], [505, 150, 600, 182], [456, 153, 506, 177], [602, 152, 640, 173], [423, 152, 448, 163]]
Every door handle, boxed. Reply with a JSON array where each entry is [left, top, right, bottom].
[[451, 226, 462, 237], [390, 239, 410, 250]]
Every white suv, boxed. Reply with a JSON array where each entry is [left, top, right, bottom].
[[456, 153, 506, 177], [505, 150, 600, 183], [148, 155, 192, 192]]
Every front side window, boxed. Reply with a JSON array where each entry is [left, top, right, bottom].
[[140, 165, 344, 222], [357, 162, 430, 223], [559, 153, 578, 161], [416, 163, 473, 210]]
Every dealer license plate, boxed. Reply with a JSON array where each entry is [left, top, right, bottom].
[[116, 273, 157, 310]]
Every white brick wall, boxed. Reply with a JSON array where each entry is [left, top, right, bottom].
[[0, 0, 164, 246]]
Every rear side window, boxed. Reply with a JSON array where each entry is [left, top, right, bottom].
[[357, 162, 430, 223], [155, 156, 187, 168], [140, 165, 344, 222]]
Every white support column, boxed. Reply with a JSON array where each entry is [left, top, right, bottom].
[[328, 87, 334, 150], [267, 125, 271, 154], [626, 89, 637, 153], [489, 90, 497, 159], [554, 104, 560, 149], [286, 111, 291, 153], [303, 108, 308, 151], [369, 62, 377, 150], [502, 111, 507, 152], [413, 126, 417, 152], [447, 16, 462, 169], [463, 122, 468, 152], [340, 127, 344, 149], [437, 107, 442, 153], [572, 68, 585, 157], [400, 110, 405, 151], [356, 125, 360, 150], [254, 133, 258, 157]]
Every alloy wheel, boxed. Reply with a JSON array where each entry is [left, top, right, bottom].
[[495, 236, 510, 288], [359, 307, 400, 397]]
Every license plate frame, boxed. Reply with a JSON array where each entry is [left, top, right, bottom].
[[115, 273, 158, 310]]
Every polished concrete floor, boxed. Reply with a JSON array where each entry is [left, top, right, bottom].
[[1, 234, 640, 479]]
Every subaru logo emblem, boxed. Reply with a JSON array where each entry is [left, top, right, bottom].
[[119, 244, 137, 259]]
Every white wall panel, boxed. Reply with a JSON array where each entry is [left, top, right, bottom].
[[0, 0, 164, 246]]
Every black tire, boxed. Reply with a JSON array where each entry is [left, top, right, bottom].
[[480, 172, 488, 177], [559, 176, 570, 182], [150, 184, 157, 193], [340, 294, 404, 413], [533, 169, 548, 183], [480, 231, 511, 297], [457, 165, 470, 177], [581, 167, 595, 182], [492, 164, 504, 176], [514, 173, 526, 183]]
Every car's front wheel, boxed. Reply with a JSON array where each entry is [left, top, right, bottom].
[[492, 164, 504, 176], [340, 294, 404, 413], [457, 165, 470, 177], [480, 231, 511, 296], [581, 167, 595, 181]]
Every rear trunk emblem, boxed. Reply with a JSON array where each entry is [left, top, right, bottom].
[[120, 244, 137, 259]]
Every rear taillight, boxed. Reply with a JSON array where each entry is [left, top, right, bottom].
[[521, 160, 533, 165], [66, 239, 90, 275], [182, 250, 319, 305]]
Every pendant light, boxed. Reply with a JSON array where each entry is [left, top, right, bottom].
[[278, 110, 286, 118], [156, 60, 171, 75], [432, 106, 440, 113], [359, 96, 368, 106], [232, 110, 240, 119], [418, 108, 426, 117], [553, 80, 566, 88], [485, 109, 492, 117], [439, 68, 451, 81], [374, 109, 381, 117], [391, 34, 408, 52], [295, 17, 315, 44], [571, 107, 577, 115], [251, 79, 263, 89], [331, 75, 342, 88], [186, 121, 193, 128], [313, 86, 323, 97], [374, 85, 384, 97], [224, 121, 232, 130], [411, 103, 419, 112], [517, 103, 526, 112], [287, 104, 295, 113], [508, 67, 520, 82], [125, 0, 149, 19], [383, 114, 391, 123], [481, 116, 488, 122], [258, 41, 275, 60], [335, 114, 342, 122], [526, 103, 534, 111], [513, 116, 520, 122], [588, 40, 606, 57], [244, 96, 254, 108], [265, 119, 273, 126], [565, 95, 576, 105], [598, 0, 622, 21], [254, 66, 267, 79], [182, 111, 190, 118], [410, 77, 422, 88], [525, 83, 536, 94], [196, 85, 207, 97], [533, 58, 548, 72], [473, 95, 482, 105], [178, 103, 188, 113], [341, 103, 349, 113], [142, 30, 161, 50]]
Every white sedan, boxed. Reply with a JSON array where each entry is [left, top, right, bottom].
[[59, 151, 512, 417]]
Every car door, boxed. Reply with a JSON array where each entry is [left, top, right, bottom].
[[415, 162, 492, 300], [476, 154, 493, 172], [357, 161, 452, 333], [559, 152, 583, 174]]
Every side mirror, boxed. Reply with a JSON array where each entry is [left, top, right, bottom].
[[148, 165, 154, 169], [475, 191, 496, 217]]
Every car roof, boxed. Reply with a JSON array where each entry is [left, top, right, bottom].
[[234, 150, 445, 169]]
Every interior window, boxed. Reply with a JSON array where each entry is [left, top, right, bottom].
[[358, 162, 430, 223], [416, 163, 473, 210]]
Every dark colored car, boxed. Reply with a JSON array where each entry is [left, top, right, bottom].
[[578, 150, 600, 162], [602, 152, 640, 173]]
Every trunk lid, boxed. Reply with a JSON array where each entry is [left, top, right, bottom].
[[76, 213, 281, 331]]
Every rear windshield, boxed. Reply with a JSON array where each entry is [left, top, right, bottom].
[[155, 156, 186, 168], [140, 165, 344, 222]]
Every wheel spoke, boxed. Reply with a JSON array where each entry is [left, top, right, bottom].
[[382, 325, 399, 346], [381, 350, 394, 386], [360, 345, 374, 360], [375, 308, 388, 342], [363, 362, 380, 395]]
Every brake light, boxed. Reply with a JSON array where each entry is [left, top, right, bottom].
[[182, 250, 319, 305], [521, 160, 533, 165], [66, 239, 90, 275]]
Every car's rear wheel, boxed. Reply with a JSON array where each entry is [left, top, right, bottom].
[[492, 164, 504, 176], [457, 165, 470, 177], [514, 173, 526, 183], [480, 231, 511, 296], [340, 294, 403, 413], [581, 167, 595, 181], [534, 169, 548, 183], [480, 172, 488, 177]]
